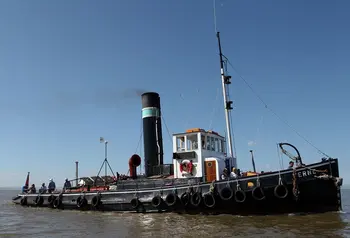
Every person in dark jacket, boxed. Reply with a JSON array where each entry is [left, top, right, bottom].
[[63, 178, 71, 190], [48, 179, 56, 193]]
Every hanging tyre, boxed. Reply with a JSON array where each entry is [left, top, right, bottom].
[[180, 192, 191, 206], [20, 197, 27, 206], [203, 193, 216, 208], [34, 195, 44, 206], [48, 195, 56, 207], [151, 195, 163, 209], [190, 192, 202, 207], [53, 196, 62, 209], [165, 193, 178, 207], [235, 190, 246, 203], [252, 186, 266, 201], [77, 196, 87, 208], [91, 195, 102, 208], [130, 198, 140, 209], [274, 184, 289, 199], [219, 187, 234, 201]]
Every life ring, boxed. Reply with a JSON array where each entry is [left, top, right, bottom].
[[219, 187, 234, 201], [20, 197, 27, 206], [165, 193, 178, 207], [234, 190, 246, 203], [203, 193, 216, 208], [48, 195, 56, 207], [53, 196, 62, 209], [151, 195, 163, 209], [252, 186, 266, 201], [34, 195, 44, 206], [91, 195, 101, 208], [76, 196, 87, 208], [130, 198, 140, 209], [274, 184, 289, 199], [179, 160, 193, 174], [180, 192, 191, 206], [190, 192, 202, 207]]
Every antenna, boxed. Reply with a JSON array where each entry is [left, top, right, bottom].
[[213, 0, 218, 32], [95, 137, 116, 186]]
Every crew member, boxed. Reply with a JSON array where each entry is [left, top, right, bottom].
[[221, 168, 228, 180], [230, 167, 237, 178], [48, 179, 56, 193], [288, 161, 294, 169], [27, 184, 36, 194], [63, 178, 71, 190]]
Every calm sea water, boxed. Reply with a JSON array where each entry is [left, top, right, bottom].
[[0, 189, 349, 238]]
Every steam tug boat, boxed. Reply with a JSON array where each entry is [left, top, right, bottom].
[[12, 32, 343, 215]]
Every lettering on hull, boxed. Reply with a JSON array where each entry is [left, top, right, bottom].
[[297, 169, 317, 178]]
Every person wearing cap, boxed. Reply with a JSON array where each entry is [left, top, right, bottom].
[[48, 179, 56, 193], [221, 168, 228, 180], [63, 178, 71, 191]]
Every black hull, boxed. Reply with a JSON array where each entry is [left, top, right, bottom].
[[12, 159, 342, 216]]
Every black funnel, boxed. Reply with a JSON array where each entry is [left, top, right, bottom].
[[141, 92, 164, 177]]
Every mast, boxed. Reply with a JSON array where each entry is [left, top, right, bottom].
[[216, 32, 235, 167]]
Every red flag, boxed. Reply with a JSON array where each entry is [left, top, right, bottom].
[[25, 172, 30, 187]]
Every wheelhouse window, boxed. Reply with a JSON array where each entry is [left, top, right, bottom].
[[221, 140, 226, 153], [218, 139, 222, 153], [201, 135, 206, 149], [206, 136, 211, 150], [176, 136, 185, 151], [210, 137, 215, 151], [186, 134, 198, 150], [215, 138, 219, 152]]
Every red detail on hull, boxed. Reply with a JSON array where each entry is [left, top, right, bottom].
[[68, 186, 110, 193]]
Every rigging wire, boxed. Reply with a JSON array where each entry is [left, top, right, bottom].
[[224, 57, 330, 158], [160, 103, 173, 146], [135, 117, 143, 154]]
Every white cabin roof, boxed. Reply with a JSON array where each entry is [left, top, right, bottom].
[[173, 128, 225, 139]]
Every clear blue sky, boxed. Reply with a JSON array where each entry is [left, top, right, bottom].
[[0, 0, 349, 187]]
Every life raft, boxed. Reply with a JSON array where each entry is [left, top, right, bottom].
[[179, 160, 193, 174]]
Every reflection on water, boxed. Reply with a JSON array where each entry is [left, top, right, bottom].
[[1, 189, 350, 238]]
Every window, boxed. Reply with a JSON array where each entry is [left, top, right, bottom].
[[215, 138, 219, 152], [187, 134, 198, 150], [218, 139, 222, 153], [201, 135, 206, 149], [221, 140, 226, 153], [176, 136, 185, 151], [210, 137, 215, 151], [206, 136, 211, 150]]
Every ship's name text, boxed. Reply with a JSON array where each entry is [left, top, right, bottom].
[[297, 169, 316, 178]]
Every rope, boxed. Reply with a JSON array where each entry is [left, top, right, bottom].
[[224, 58, 330, 158], [276, 144, 283, 184]]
